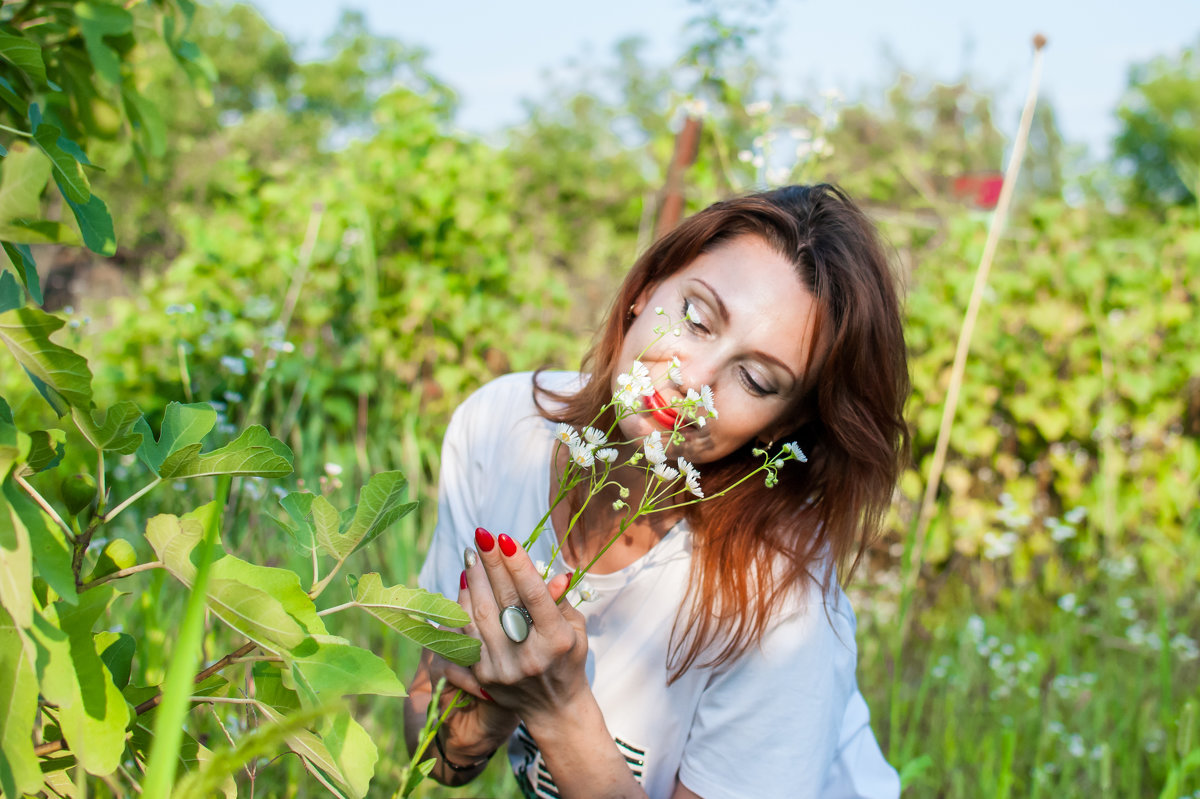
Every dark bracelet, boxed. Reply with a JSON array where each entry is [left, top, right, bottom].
[[434, 725, 496, 773]]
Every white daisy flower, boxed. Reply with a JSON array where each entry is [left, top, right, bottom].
[[678, 458, 703, 498], [616, 360, 655, 399], [700, 385, 718, 418], [582, 426, 607, 446], [595, 447, 618, 464], [685, 302, 702, 325], [652, 463, 680, 482], [576, 579, 597, 602], [555, 423, 580, 448], [782, 441, 807, 463], [666, 357, 683, 386], [643, 431, 667, 465], [569, 440, 595, 469]]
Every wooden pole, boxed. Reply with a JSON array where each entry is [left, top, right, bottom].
[[655, 115, 703, 239]]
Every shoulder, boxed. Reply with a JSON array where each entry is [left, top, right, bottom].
[[454, 371, 584, 419]]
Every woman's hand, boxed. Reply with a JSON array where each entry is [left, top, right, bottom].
[[464, 526, 590, 726]]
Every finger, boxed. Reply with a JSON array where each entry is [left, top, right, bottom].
[[547, 571, 572, 604], [495, 532, 564, 628], [439, 660, 491, 702], [463, 538, 516, 654], [472, 526, 522, 612]]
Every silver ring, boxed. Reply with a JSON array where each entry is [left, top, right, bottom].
[[499, 605, 533, 643]]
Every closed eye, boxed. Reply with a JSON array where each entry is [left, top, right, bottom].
[[682, 299, 708, 334]]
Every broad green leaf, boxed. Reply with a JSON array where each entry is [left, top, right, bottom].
[[74, 2, 134, 85], [322, 711, 378, 799], [95, 630, 134, 689], [175, 702, 336, 799], [286, 635, 406, 700], [0, 270, 20, 313], [134, 401, 215, 473], [0, 607, 41, 797], [4, 476, 75, 604], [320, 471, 415, 559], [122, 85, 166, 158], [0, 144, 53, 269], [0, 241, 38, 305], [256, 705, 355, 799], [0, 478, 33, 627], [33, 125, 90, 204], [64, 192, 116, 256], [29, 587, 131, 775], [0, 75, 27, 116], [0, 219, 78, 246], [0, 307, 93, 416], [252, 661, 300, 712], [158, 424, 293, 480], [146, 509, 327, 653], [311, 494, 341, 557], [0, 28, 46, 84], [0, 398, 29, 478], [350, 576, 480, 667], [26, 428, 65, 472], [73, 401, 142, 454], [352, 572, 469, 627], [400, 756, 437, 798], [275, 491, 317, 556]]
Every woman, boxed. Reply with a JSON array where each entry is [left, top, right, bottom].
[[404, 184, 910, 798]]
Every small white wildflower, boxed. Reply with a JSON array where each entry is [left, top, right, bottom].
[[323, 462, 343, 477], [782, 441, 806, 462], [679, 458, 703, 497], [1064, 506, 1087, 525], [685, 303, 701, 325], [700, 385, 718, 418], [643, 431, 667, 465], [667, 357, 683, 386], [582, 426, 607, 446], [1057, 593, 1077, 613], [554, 423, 581, 448], [652, 463, 680, 482], [616, 360, 655, 400], [576, 579, 597, 602], [220, 355, 247, 376], [738, 149, 754, 163], [654, 306, 665, 315], [569, 441, 595, 469], [745, 100, 772, 116], [595, 447, 618, 464]]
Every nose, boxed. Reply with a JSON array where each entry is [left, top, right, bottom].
[[673, 345, 720, 393]]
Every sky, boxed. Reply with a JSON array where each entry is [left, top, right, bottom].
[[249, 0, 1199, 160]]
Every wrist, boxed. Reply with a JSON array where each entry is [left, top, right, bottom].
[[521, 690, 605, 744]]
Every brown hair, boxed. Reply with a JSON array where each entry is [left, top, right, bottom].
[[537, 184, 910, 677]]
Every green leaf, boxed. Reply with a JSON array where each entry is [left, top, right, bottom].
[[352, 572, 469, 627], [72, 401, 142, 454], [322, 711, 379, 799], [0, 219, 78, 247], [33, 124, 90, 205], [0, 606, 42, 797], [174, 702, 337, 799], [0, 270, 19, 313], [0, 143, 53, 264], [134, 401, 215, 473], [1, 242, 40, 305], [400, 756, 437, 799], [122, 86, 166, 158], [158, 424, 293, 479], [28, 587, 131, 775], [64, 192, 116, 256], [74, 2, 134, 85], [0, 477, 33, 628], [0, 27, 46, 85], [0, 306, 94, 416], [350, 573, 479, 666], [0, 75, 27, 116], [252, 661, 300, 712], [26, 428, 65, 472], [256, 704, 356, 799], [275, 491, 317, 556], [146, 509, 328, 654], [286, 636, 406, 700], [4, 477, 75, 606], [0, 400, 29, 480], [94, 630, 134, 689], [319, 471, 415, 560]]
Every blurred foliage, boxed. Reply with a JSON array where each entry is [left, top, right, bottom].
[[1, 1, 1197, 795], [1114, 36, 1200, 210]]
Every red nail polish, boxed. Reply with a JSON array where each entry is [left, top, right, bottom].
[[475, 527, 494, 552], [480, 688, 494, 702], [459, 570, 468, 590], [498, 533, 517, 557], [565, 571, 574, 584]]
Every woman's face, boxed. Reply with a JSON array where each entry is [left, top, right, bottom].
[[612, 233, 819, 465]]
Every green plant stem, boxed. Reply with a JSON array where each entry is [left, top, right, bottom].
[[96, 449, 106, 515], [316, 601, 355, 617], [101, 476, 162, 523], [13, 473, 75, 543], [78, 560, 163, 592], [309, 555, 347, 599], [141, 478, 231, 799], [0, 123, 32, 137]]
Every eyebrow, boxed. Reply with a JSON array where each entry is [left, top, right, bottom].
[[693, 278, 798, 388]]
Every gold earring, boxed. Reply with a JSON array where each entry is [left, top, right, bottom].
[[627, 303, 637, 320]]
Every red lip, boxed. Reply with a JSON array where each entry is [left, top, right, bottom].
[[645, 390, 680, 429]]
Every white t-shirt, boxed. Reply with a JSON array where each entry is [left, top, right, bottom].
[[418, 371, 900, 799]]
